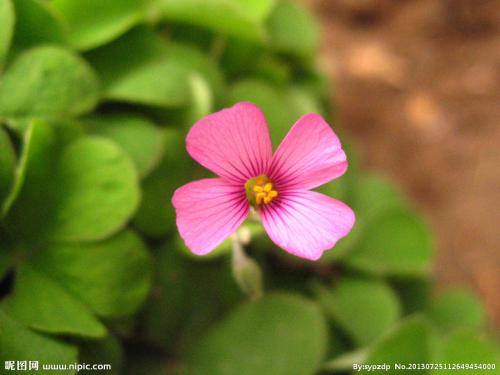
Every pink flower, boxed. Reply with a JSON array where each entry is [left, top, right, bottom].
[[172, 102, 355, 260]]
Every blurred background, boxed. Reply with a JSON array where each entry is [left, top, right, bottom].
[[0, 0, 499, 373], [304, 0, 500, 328]]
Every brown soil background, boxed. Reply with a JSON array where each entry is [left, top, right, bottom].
[[304, 0, 500, 328]]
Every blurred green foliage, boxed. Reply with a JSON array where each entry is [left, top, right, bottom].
[[0, 0, 498, 374]]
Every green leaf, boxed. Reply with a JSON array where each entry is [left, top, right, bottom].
[[32, 230, 152, 318], [187, 294, 327, 375], [172, 260, 244, 355], [0, 309, 78, 370], [133, 128, 193, 237], [82, 113, 165, 178], [253, 54, 292, 83], [432, 330, 499, 375], [6, 263, 107, 337], [52, 0, 149, 50], [227, 79, 294, 146], [3, 122, 140, 243], [316, 277, 401, 346], [365, 315, 436, 371], [86, 27, 190, 108], [11, 0, 68, 52], [228, 80, 331, 148], [0, 0, 14, 66], [0, 45, 100, 118], [354, 174, 407, 220], [47, 137, 140, 242], [285, 85, 324, 117], [315, 175, 350, 205], [164, 41, 225, 103], [220, 38, 265, 77], [320, 174, 406, 262], [343, 208, 434, 277], [2, 120, 56, 239], [267, 0, 318, 59], [427, 289, 486, 332], [158, 0, 276, 41], [0, 126, 15, 205]]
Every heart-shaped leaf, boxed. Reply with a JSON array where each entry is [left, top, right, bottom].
[[11, 0, 68, 52], [86, 27, 190, 108], [3, 124, 140, 244], [316, 277, 401, 346], [187, 294, 327, 375], [0, 309, 78, 368], [427, 289, 486, 332], [157, 0, 276, 41], [267, 0, 318, 59], [343, 208, 434, 277], [365, 315, 437, 371], [31, 230, 152, 318], [353, 174, 407, 220], [6, 263, 107, 337], [53, 0, 150, 50], [82, 113, 165, 178], [431, 330, 499, 374], [0, 45, 100, 118], [47, 136, 140, 242]]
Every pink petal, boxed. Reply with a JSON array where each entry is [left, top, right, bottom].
[[186, 102, 273, 183], [172, 178, 249, 255], [268, 114, 347, 190], [259, 191, 355, 260]]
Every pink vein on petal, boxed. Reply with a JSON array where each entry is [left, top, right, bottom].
[[172, 178, 249, 255], [186, 102, 273, 182], [268, 113, 347, 190], [259, 190, 355, 260]]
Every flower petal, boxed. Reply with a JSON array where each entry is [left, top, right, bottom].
[[186, 102, 273, 183], [268, 113, 347, 190], [172, 178, 249, 255], [260, 191, 355, 260]]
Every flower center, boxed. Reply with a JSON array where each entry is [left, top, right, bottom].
[[245, 175, 278, 207]]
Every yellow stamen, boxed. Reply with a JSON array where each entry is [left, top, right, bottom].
[[253, 185, 263, 193], [255, 194, 263, 205], [248, 177, 278, 206], [268, 190, 278, 198]]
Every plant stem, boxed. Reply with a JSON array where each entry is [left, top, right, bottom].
[[230, 231, 263, 300]]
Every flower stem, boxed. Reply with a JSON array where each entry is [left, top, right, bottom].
[[230, 231, 263, 300]]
